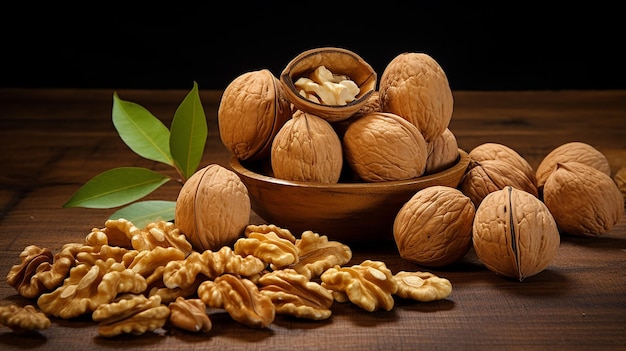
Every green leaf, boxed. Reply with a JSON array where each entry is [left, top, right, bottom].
[[108, 200, 176, 228], [112, 92, 174, 166], [170, 81, 208, 180], [63, 167, 171, 209]]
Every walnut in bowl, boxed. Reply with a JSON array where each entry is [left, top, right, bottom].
[[229, 149, 470, 244], [279, 47, 377, 122]]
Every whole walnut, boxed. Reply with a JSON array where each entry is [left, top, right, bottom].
[[218, 69, 292, 161], [393, 185, 475, 267], [424, 128, 459, 175], [469, 142, 537, 187], [472, 186, 560, 281], [459, 158, 538, 208], [175, 164, 251, 251], [342, 112, 428, 182], [543, 161, 624, 237], [378, 52, 453, 142], [535, 141, 611, 189], [271, 110, 343, 183]]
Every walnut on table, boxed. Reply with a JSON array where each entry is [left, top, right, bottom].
[[258, 268, 334, 320], [37, 258, 147, 319], [0, 304, 50, 332], [162, 246, 265, 290], [320, 260, 398, 312], [234, 230, 299, 268], [197, 274, 275, 328], [394, 271, 452, 302], [288, 230, 352, 279], [168, 296, 212, 333], [92, 294, 170, 337], [6, 243, 81, 298]]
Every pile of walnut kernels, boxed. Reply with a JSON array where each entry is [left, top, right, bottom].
[[1, 219, 452, 337]]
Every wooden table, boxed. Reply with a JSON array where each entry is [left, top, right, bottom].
[[1, 89, 624, 350]]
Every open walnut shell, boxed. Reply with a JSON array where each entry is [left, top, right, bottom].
[[280, 47, 377, 122]]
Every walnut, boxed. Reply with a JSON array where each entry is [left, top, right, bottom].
[[320, 260, 398, 312], [425, 128, 459, 175], [536, 141, 611, 189], [148, 278, 202, 305], [175, 164, 251, 251], [76, 231, 135, 267], [130, 220, 193, 256], [468, 142, 537, 188], [393, 185, 475, 267], [288, 230, 352, 279], [168, 297, 211, 333], [543, 162, 624, 237], [37, 258, 147, 319], [342, 112, 428, 182], [127, 246, 186, 279], [197, 274, 275, 328], [7, 243, 81, 298], [245, 224, 296, 243], [473, 186, 561, 281], [162, 246, 265, 290], [279, 47, 377, 122], [258, 269, 334, 320], [92, 294, 170, 337], [270, 110, 343, 183], [218, 69, 292, 161], [0, 304, 50, 332], [101, 218, 138, 248], [394, 271, 452, 302], [234, 231, 298, 268], [378, 52, 453, 142], [459, 158, 539, 208]]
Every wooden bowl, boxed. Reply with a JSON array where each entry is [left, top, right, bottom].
[[279, 47, 377, 122], [230, 149, 470, 244]]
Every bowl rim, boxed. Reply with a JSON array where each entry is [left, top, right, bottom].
[[230, 148, 470, 189]]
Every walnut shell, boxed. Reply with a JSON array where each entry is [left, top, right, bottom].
[[342, 112, 428, 182], [175, 164, 251, 251], [218, 69, 292, 161], [425, 128, 459, 175], [280, 47, 377, 122], [543, 162, 624, 237], [473, 186, 560, 281], [271, 110, 343, 183], [379, 52, 453, 142], [459, 158, 539, 207], [469, 142, 537, 187], [393, 185, 475, 267], [536, 141, 611, 189]]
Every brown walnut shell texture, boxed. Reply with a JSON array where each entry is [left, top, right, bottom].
[[175, 164, 251, 251], [379, 52, 453, 142], [472, 186, 560, 281], [218, 69, 292, 161], [543, 162, 624, 237], [393, 185, 475, 267], [342, 112, 428, 182], [459, 158, 539, 208], [469, 142, 537, 187], [425, 128, 459, 175], [535, 141, 611, 189], [271, 110, 343, 183]]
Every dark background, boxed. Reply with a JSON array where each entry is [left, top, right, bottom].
[[3, 3, 624, 91]]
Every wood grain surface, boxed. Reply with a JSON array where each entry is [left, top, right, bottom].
[[0, 88, 624, 350]]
